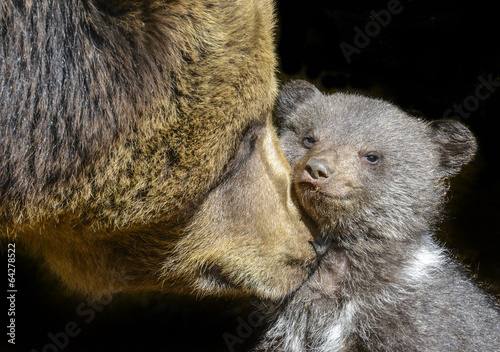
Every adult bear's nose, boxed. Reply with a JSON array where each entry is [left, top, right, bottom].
[[305, 157, 333, 180]]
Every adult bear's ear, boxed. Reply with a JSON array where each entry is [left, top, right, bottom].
[[274, 80, 320, 125], [428, 119, 477, 177]]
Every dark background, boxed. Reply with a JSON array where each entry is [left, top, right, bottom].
[[2, 1, 499, 351]]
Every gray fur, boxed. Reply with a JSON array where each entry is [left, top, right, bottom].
[[254, 80, 500, 351]]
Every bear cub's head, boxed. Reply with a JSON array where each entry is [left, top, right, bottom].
[[277, 80, 477, 242]]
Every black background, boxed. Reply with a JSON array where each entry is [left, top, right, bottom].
[[2, 1, 500, 351]]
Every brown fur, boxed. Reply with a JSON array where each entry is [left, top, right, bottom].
[[0, 0, 316, 300]]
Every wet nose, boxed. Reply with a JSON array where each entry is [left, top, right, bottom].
[[305, 157, 332, 180]]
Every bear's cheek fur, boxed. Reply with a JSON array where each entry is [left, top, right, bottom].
[[163, 119, 318, 300]]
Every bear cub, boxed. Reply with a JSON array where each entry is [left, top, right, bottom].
[[254, 80, 500, 352]]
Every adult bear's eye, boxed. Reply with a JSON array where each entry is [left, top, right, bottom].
[[221, 123, 265, 180], [242, 124, 260, 153]]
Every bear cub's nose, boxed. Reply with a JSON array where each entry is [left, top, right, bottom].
[[305, 158, 333, 180]]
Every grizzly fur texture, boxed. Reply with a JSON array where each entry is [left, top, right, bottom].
[[253, 80, 500, 351], [0, 1, 317, 300]]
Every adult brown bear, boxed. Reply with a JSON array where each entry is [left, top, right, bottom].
[[0, 0, 316, 300]]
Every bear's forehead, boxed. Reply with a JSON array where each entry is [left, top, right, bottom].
[[300, 94, 429, 151]]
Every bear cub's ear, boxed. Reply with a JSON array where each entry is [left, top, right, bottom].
[[274, 80, 320, 125], [428, 120, 477, 177]]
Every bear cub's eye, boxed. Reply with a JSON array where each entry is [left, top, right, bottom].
[[303, 134, 316, 148], [362, 152, 380, 165]]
